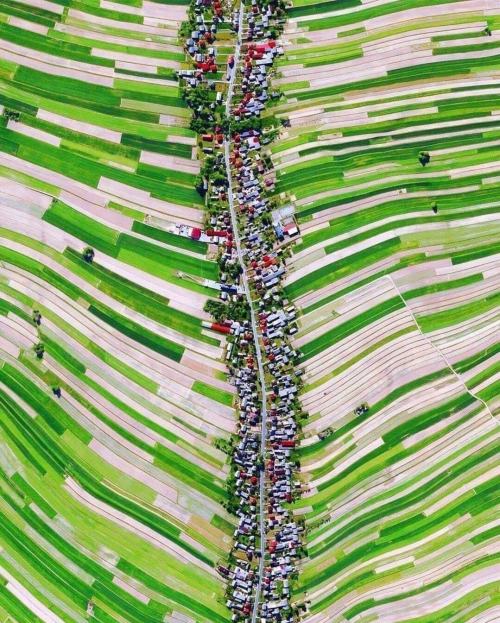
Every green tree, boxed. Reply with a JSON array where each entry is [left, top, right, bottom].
[[190, 116, 209, 134], [32, 309, 42, 326], [204, 299, 227, 323], [418, 151, 430, 166], [82, 247, 95, 263], [34, 342, 45, 359]]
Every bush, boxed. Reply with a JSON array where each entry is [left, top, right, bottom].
[[418, 151, 430, 166], [34, 342, 45, 359], [82, 247, 95, 263]]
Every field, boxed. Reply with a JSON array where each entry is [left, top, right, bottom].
[[0, 0, 499, 621], [0, 1, 237, 621], [269, 0, 500, 621]]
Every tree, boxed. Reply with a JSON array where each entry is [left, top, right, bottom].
[[34, 342, 45, 359], [195, 174, 207, 197], [201, 156, 216, 178], [184, 86, 211, 110], [190, 116, 209, 134], [211, 172, 228, 188], [32, 309, 42, 326], [228, 299, 250, 322], [52, 385, 62, 398], [231, 117, 263, 134], [179, 21, 192, 39], [431, 201, 438, 214], [418, 151, 430, 166], [204, 299, 227, 323], [83, 247, 95, 263], [219, 112, 231, 135], [3, 108, 20, 122], [226, 262, 242, 279], [214, 437, 233, 454], [261, 213, 272, 227]]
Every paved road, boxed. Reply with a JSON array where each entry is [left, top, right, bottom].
[[223, 6, 267, 622]]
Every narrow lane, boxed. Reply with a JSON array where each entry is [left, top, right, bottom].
[[224, 5, 267, 620]]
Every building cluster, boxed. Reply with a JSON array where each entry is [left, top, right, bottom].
[[221, 336, 263, 618], [232, 39, 282, 118], [224, 5, 304, 623], [179, 0, 302, 621], [178, 0, 221, 89]]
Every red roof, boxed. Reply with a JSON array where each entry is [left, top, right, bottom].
[[191, 227, 202, 240], [211, 323, 231, 334]]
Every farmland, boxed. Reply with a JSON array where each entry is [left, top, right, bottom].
[[0, 0, 499, 620], [269, 0, 500, 621], [0, 0, 237, 621]]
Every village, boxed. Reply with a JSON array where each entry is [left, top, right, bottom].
[[178, 0, 303, 620]]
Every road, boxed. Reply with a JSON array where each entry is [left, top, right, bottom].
[[224, 5, 267, 622]]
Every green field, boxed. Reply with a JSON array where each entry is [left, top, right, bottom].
[[272, 0, 500, 620], [0, 1, 236, 621], [0, 0, 499, 621]]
